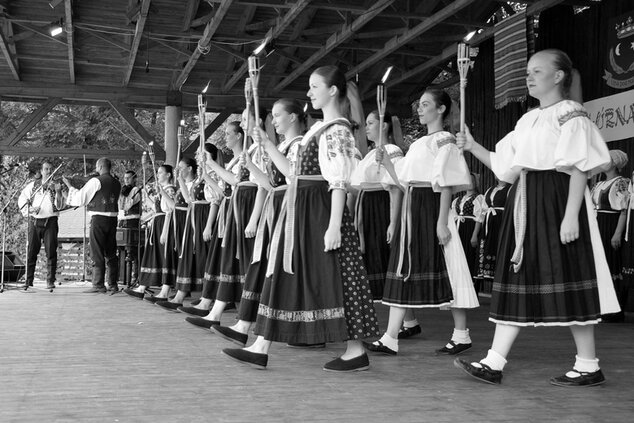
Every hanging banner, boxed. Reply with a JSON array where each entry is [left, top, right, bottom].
[[604, 12, 634, 89], [585, 89, 634, 142]]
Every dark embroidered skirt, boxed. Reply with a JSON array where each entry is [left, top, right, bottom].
[[138, 214, 166, 287], [479, 210, 504, 280], [382, 187, 453, 307], [203, 186, 257, 303], [623, 219, 634, 277], [596, 212, 623, 281], [457, 218, 479, 279], [175, 203, 210, 293], [237, 190, 285, 323], [622, 220, 634, 312], [254, 180, 379, 344], [490, 171, 600, 326], [202, 200, 229, 299], [358, 190, 391, 300], [162, 212, 179, 287]]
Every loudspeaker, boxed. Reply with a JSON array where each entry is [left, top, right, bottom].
[[2, 251, 26, 282]]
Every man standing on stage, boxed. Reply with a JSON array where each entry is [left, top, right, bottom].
[[118, 170, 141, 284], [118, 170, 141, 229], [64, 158, 121, 294], [17, 162, 66, 290]]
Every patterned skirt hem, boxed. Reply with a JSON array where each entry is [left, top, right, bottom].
[[381, 300, 453, 309], [489, 317, 601, 327]]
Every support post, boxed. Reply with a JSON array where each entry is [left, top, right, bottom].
[[165, 105, 181, 167]]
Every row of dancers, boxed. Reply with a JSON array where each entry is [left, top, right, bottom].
[[117, 48, 630, 386]]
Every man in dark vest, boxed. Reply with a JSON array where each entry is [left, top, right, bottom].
[[64, 158, 122, 294], [117, 170, 141, 285]]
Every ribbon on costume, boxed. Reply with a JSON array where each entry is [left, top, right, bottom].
[[252, 185, 287, 264], [395, 182, 431, 281]]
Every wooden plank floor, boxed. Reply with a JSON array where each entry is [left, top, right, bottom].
[[1, 283, 633, 423]]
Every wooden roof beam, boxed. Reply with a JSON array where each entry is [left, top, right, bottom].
[[345, 0, 477, 80], [273, 0, 395, 94], [108, 100, 164, 154], [11, 21, 68, 47], [182, 0, 201, 31], [183, 109, 232, 154], [384, 0, 567, 103], [0, 146, 161, 161], [221, 0, 313, 94], [64, 0, 75, 84], [0, 18, 19, 80], [265, 8, 317, 94], [122, 0, 151, 87], [2, 98, 61, 146], [81, 27, 131, 52], [173, 0, 234, 90]]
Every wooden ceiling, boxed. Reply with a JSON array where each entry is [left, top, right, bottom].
[[1, 0, 585, 113]]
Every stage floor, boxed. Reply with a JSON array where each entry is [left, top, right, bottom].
[[1, 283, 633, 422]]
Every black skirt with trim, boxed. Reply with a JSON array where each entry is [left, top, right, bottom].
[[359, 190, 392, 300], [490, 171, 600, 325], [382, 187, 453, 307]]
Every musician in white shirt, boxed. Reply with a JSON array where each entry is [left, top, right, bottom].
[[17, 162, 66, 290]]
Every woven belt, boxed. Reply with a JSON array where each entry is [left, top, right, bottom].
[[354, 186, 385, 253], [395, 182, 431, 281], [510, 171, 528, 273], [252, 185, 287, 264]]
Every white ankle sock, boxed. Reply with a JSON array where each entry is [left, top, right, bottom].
[[403, 319, 419, 328], [476, 349, 507, 371], [570, 355, 600, 374], [451, 328, 471, 344], [376, 334, 398, 352]]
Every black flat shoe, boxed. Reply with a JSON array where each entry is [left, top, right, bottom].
[[185, 317, 220, 329], [222, 348, 268, 369], [398, 325, 422, 339], [323, 353, 370, 372], [177, 306, 210, 317], [189, 298, 202, 306], [212, 326, 248, 346], [286, 342, 326, 349], [144, 295, 169, 304], [436, 341, 472, 355], [155, 301, 183, 311], [549, 369, 606, 387], [123, 288, 145, 299], [454, 358, 502, 385], [363, 340, 397, 355]]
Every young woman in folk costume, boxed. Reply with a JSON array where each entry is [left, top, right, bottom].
[[590, 149, 629, 322], [212, 98, 306, 346], [454, 49, 619, 387], [183, 112, 266, 327], [124, 164, 177, 299], [365, 87, 479, 357], [350, 110, 404, 301], [451, 172, 486, 291], [477, 178, 511, 290], [223, 66, 380, 372], [153, 158, 199, 309], [349, 111, 420, 339], [166, 144, 220, 301]]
